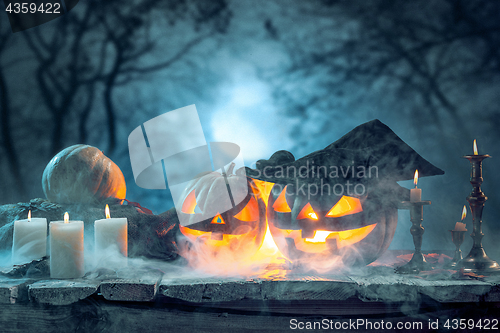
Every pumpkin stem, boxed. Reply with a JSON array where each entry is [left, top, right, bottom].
[[226, 162, 236, 175]]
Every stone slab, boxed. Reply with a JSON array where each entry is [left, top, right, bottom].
[[29, 279, 100, 305], [100, 269, 164, 302], [0, 278, 32, 304]]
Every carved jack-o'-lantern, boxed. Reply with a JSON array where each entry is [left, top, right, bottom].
[[246, 119, 444, 267], [267, 183, 397, 265], [178, 164, 266, 258]]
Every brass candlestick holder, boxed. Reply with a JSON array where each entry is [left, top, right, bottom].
[[396, 200, 432, 274], [448, 230, 466, 268], [459, 152, 500, 273]]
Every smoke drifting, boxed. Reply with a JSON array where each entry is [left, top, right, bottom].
[[0, 120, 448, 281]]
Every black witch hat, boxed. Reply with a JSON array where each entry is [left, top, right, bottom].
[[245, 119, 444, 202]]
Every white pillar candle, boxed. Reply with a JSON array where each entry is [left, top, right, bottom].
[[410, 188, 421, 202], [49, 212, 84, 279], [94, 205, 127, 258], [410, 169, 422, 202], [12, 211, 47, 264], [454, 222, 467, 231]]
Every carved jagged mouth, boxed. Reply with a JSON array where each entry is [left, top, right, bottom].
[[304, 224, 377, 244], [178, 224, 261, 249], [279, 223, 377, 253]]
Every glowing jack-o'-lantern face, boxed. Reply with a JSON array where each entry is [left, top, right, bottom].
[[178, 167, 266, 258], [267, 183, 397, 266]]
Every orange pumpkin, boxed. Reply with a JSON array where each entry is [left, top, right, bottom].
[[42, 144, 126, 204], [178, 164, 266, 258]]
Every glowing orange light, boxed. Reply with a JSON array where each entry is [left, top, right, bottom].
[[179, 224, 209, 239], [473, 139, 478, 155], [234, 197, 259, 221], [28, 210, 31, 222], [182, 190, 198, 214], [301, 223, 377, 249], [272, 186, 291, 213], [335, 223, 377, 247], [179, 221, 288, 279], [211, 214, 225, 224], [64, 212, 69, 223], [326, 196, 363, 217], [414, 170, 419, 187], [297, 203, 318, 220], [259, 224, 281, 255], [461, 205, 467, 221], [178, 178, 289, 280], [305, 230, 332, 243], [105, 204, 111, 219], [251, 179, 275, 205], [179, 224, 234, 246]]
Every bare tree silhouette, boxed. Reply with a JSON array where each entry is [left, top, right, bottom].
[[22, 0, 230, 156], [0, 24, 27, 197], [0, 0, 230, 202], [265, 0, 500, 149]]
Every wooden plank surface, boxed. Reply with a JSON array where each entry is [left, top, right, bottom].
[[160, 273, 357, 303], [412, 278, 494, 303], [1, 256, 500, 333], [1, 268, 499, 306], [159, 264, 500, 305], [0, 297, 498, 333], [260, 278, 357, 301], [29, 280, 100, 305], [1, 251, 500, 307], [0, 278, 32, 304], [349, 272, 421, 303], [100, 268, 164, 302]]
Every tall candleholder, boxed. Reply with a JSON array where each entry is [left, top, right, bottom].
[[459, 152, 500, 273], [396, 200, 432, 274]]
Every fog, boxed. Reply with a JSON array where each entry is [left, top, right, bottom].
[[1, 0, 500, 257]]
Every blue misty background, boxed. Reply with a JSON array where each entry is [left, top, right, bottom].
[[1, 0, 500, 255]]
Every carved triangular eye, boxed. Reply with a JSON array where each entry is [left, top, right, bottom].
[[272, 186, 291, 213], [234, 196, 259, 222], [211, 214, 225, 224], [297, 202, 318, 220], [326, 196, 363, 217], [181, 190, 201, 214]]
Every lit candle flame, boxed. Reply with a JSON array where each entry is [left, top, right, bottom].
[[105, 204, 110, 219], [473, 139, 478, 155], [308, 212, 318, 220], [28, 210, 31, 222], [413, 170, 419, 187], [64, 212, 69, 223], [461, 205, 467, 221]]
